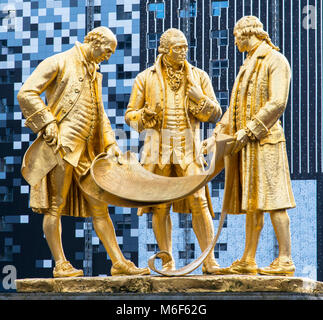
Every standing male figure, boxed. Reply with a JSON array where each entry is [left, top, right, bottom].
[[18, 26, 150, 278], [201, 16, 296, 276], [125, 28, 222, 274]]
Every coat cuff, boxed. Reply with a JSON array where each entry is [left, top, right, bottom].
[[25, 107, 56, 133], [103, 132, 117, 150], [246, 117, 269, 140], [190, 96, 221, 123]]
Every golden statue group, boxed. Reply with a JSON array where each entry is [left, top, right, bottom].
[[17, 16, 296, 279]]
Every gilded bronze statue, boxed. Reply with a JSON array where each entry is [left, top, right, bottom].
[[201, 16, 296, 276], [125, 28, 223, 274], [17, 26, 150, 278]]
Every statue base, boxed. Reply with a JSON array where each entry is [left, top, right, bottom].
[[15, 275, 323, 298]]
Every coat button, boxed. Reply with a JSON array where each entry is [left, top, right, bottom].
[[75, 88, 80, 93], [79, 77, 83, 82]]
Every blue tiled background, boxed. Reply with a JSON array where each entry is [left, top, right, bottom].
[[0, 0, 321, 291]]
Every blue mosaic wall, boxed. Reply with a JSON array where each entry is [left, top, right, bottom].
[[0, 0, 143, 289], [0, 0, 321, 291], [139, 180, 317, 279]]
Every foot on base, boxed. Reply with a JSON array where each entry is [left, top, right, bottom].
[[215, 259, 258, 275], [162, 259, 176, 272], [202, 259, 220, 275], [258, 258, 295, 276], [111, 260, 150, 276], [53, 261, 84, 278]]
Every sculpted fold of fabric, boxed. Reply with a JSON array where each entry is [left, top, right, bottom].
[[219, 41, 295, 215], [19, 41, 116, 217], [125, 54, 222, 216], [17, 27, 153, 278]]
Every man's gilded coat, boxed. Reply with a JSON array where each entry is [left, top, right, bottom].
[[17, 42, 116, 216], [125, 54, 222, 215], [218, 42, 296, 214]]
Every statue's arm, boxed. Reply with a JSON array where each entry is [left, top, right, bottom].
[[245, 53, 291, 141], [188, 70, 222, 123], [213, 108, 230, 136], [17, 56, 59, 134]]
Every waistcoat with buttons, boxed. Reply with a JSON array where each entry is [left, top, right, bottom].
[[160, 74, 192, 169], [59, 72, 99, 167], [233, 62, 256, 132]]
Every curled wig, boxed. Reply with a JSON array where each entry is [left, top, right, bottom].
[[158, 28, 187, 54], [84, 26, 116, 46], [234, 16, 279, 51]]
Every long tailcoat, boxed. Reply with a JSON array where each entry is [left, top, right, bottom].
[[125, 54, 222, 215], [218, 42, 295, 214], [17, 42, 116, 216]]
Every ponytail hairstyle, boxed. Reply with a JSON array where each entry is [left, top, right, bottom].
[[233, 16, 280, 51]]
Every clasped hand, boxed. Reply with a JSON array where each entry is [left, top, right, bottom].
[[43, 121, 61, 154], [105, 143, 123, 164], [186, 83, 204, 104], [142, 104, 159, 128], [200, 128, 249, 159], [231, 129, 249, 155]]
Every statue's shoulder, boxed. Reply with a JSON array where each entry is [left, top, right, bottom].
[[135, 65, 156, 82], [267, 47, 290, 70], [190, 64, 211, 81]]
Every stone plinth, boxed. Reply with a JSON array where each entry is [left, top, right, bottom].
[[15, 275, 323, 295]]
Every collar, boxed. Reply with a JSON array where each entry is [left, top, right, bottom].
[[152, 54, 196, 86], [162, 55, 185, 72], [247, 41, 263, 58], [251, 41, 272, 59], [75, 41, 99, 79]]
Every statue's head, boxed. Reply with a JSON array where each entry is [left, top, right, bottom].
[[158, 28, 188, 66], [233, 16, 279, 52], [84, 26, 117, 64]]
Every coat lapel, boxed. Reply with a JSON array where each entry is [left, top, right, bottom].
[[154, 54, 166, 109], [95, 72, 106, 152], [239, 42, 272, 99]]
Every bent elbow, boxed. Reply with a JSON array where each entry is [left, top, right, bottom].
[[17, 88, 25, 105]]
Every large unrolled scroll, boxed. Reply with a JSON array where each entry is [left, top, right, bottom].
[[80, 133, 234, 207], [79, 133, 234, 276]]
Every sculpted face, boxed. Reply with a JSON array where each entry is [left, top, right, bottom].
[[165, 34, 188, 66], [234, 30, 250, 53], [91, 36, 117, 64]]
